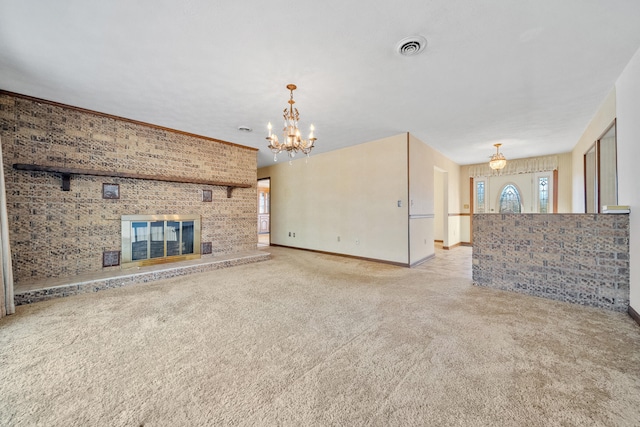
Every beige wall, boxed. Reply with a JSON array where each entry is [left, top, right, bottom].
[[458, 169, 472, 243], [259, 134, 409, 264], [433, 170, 444, 241], [408, 134, 463, 251], [556, 152, 573, 213], [408, 134, 435, 263], [258, 132, 463, 265], [615, 46, 640, 312]]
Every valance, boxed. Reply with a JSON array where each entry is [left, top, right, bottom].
[[468, 155, 558, 177]]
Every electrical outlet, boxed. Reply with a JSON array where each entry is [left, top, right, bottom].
[[397, 200, 402, 207], [288, 232, 291, 237], [337, 236, 340, 242], [293, 232, 295, 237], [355, 239, 360, 245]]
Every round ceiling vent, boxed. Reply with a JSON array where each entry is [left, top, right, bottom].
[[396, 35, 427, 56]]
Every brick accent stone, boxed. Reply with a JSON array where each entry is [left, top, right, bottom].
[[472, 213, 630, 311], [0, 93, 258, 285]]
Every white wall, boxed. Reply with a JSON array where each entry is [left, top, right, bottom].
[[616, 46, 640, 312]]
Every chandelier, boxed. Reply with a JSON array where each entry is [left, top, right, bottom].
[[267, 84, 316, 161], [489, 143, 507, 170]]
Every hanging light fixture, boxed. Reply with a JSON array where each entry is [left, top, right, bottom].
[[266, 84, 316, 162], [489, 143, 507, 170]]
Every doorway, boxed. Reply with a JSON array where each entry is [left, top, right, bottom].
[[257, 178, 270, 247]]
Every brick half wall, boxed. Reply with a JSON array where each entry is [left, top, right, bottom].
[[472, 213, 630, 311]]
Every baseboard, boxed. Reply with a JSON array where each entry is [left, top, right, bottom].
[[269, 243, 410, 267], [443, 242, 471, 250], [410, 253, 435, 267], [434, 239, 443, 243], [629, 305, 640, 327], [443, 242, 460, 250]]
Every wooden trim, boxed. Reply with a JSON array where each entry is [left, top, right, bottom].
[[469, 177, 474, 245], [596, 119, 618, 212], [612, 119, 618, 207], [257, 177, 271, 242], [406, 132, 411, 266], [269, 243, 410, 268], [553, 169, 558, 213], [583, 119, 617, 213], [596, 138, 602, 212], [13, 163, 251, 196], [448, 213, 471, 216], [0, 90, 258, 152], [583, 145, 591, 213], [443, 242, 463, 250], [434, 239, 444, 243], [629, 305, 640, 327], [459, 242, 472, 247]]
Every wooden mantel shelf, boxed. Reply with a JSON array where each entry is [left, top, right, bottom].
[[13, 163, 252, 198]]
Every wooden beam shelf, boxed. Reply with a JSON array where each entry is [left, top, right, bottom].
[[13, 163, 251, 198]]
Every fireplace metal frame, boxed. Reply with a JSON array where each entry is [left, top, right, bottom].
[[121, 214, 202, 268]]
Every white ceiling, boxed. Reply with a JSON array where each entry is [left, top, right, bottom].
[[1, 0, 640, 168]]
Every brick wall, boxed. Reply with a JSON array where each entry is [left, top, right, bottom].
[[0, 92, 257, 284], [472, 213, 630, 311]]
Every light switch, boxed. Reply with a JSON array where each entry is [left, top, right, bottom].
[[397, 200, 402, 207]]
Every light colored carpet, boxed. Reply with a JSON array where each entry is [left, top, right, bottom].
[[1, 245, 639, 426]]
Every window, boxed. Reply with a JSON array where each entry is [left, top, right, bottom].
[[475, 180, 485, 213], [533, 172, 554, 213], [538, 176, 549, 213], [474, 173, 554, 214], [499, 184, 522, 213]]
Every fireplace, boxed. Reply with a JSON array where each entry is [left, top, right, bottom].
[[121, 214, 201, 268]]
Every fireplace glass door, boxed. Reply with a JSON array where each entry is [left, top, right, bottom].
[[122, 215, 201, 268]]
